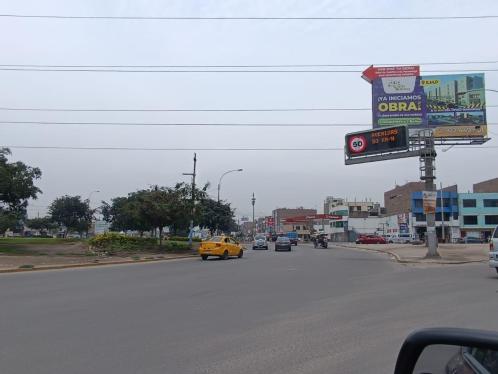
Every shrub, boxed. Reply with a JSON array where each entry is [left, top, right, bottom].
[[161, 241, 190, 251], [167, 236, 201, 242], [89, 232, 156, 251], [19, 264, 35, 269]]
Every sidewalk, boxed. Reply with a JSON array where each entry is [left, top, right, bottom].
[[334, 242, 489, 264]]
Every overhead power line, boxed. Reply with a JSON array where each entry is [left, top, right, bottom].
[[1, 145, 344, 151], [1, 120, 497, 127], [1, 68, 498, 73], [0, 106, 371, 112], [0, 105, 496, 112], [2, 145, 497, 152], [1, 60, 497, 68], [0, 14, 497, 21]]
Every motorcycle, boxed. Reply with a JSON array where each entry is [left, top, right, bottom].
[[313, 235, 328, 249]]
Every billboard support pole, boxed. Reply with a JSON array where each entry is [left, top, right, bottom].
[[420, 134, 440, 257]]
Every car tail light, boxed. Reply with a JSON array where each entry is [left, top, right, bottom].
[[491, 242, 495, 251], [216, 243, 221, 247]]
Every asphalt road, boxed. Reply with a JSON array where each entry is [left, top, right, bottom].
[[2, 244, 498, 374]]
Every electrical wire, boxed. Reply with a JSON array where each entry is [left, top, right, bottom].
[[2, 145, 497, 151], [1, 60, 497, 68], [0, 105, 496, 112], [0, 106, 371, 112], [0, 14, 497, 20], [0, 145, 345, 151], [0, 121, 497, 127], [1, 68, 498, 73]]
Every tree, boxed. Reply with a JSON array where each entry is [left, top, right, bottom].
[[49, 196, 94, 237], [198, 198, 237, 234], [101, 193, 150, 235], [0, 148, 42, 235], [0, 148, 42, 213], [25, 217, 57, 235], [0, 210, 19, 235], [136, 187, 180, 246]]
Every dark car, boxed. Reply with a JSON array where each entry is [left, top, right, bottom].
[[458, 236, 485, 244], [275, 236, 291, 251]]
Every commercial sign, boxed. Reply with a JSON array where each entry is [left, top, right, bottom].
[[362, 65, 420, 83], [345, 125, 409, 157], [433, 125, 487, 138], [282, 214, 342, 223], [367, 66, 487, 136], [265, 216, 274, 227], [422, 191, 437, 214]]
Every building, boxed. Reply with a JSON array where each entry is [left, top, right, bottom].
[[411, 190, 460, 242], [384, 182, 425, 216], [323, 196, 345, 214], [272, 208, 317, 233], [459, 193, 498, 241], [473, 177, 498, 193]]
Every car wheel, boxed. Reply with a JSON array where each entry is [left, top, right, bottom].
[[288, 247, 291, 251], [237, 249, 243, 258], [495, 268, 498, 274], [265, 246, 268, 250], [201, 255, 208, 261], [252, 246, 256, 250], [221, 250, 229, 260], [389, 241, 393, 244]]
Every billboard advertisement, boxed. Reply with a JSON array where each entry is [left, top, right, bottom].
[[345, 125, 409, 157], [372, 72, 487, 136]]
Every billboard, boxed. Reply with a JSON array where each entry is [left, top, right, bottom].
[[372, 72, 487, 136], [345, 125, 409, 157]]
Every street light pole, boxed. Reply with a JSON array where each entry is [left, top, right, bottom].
[[440, 182, 445, 243], [251, 193, 256, 235], [182, 153, 197, 247], [217, 168, 243, 203], [87, 190, 100, 208]]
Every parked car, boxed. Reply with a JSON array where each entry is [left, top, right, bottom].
[[286, 231, 298, 246], [387, 233, 414, 244], [355, 234, 386, 244], [198, 235, 244, 260], [458, 236, 485, 244], [252, 233, 268, 250], [275, 236, 292, 251], [488, 226, 498, 273]]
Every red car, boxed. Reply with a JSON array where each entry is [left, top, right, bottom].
[[355, 234, 386, 244]]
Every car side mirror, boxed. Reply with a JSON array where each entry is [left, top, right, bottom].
[[394, 328, 498, 374]]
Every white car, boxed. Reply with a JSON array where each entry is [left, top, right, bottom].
[[488, 226, 498, 273], [252, 234, 269, 250], [387, 233, 414, 244]]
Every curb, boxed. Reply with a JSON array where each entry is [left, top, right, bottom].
[[0, 254, 198, 274], [332, 243, 486, 265]]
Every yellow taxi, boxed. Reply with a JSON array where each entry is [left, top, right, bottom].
[[199, 235, 244, 261]]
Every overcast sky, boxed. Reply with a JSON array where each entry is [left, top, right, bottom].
[[0, 0, 497, 218]]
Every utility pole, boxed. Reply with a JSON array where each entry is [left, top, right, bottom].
[[420, 133, 439, 257], [183, 153, 197, 247], [251, 193, 256, 235], [440, 182, 445, 243]]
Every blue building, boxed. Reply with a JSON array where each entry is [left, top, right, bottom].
[[458, 193, 498, 240], [411, 190, 460, 242]]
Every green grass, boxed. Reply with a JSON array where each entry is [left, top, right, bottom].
[[0, 247, 33, 255], [18, 264, 35, 269], [0, 238, 82, 245]]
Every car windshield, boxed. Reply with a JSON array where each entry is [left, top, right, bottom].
[[209, 236, 224, 242], [3, 3, 497, 373]]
